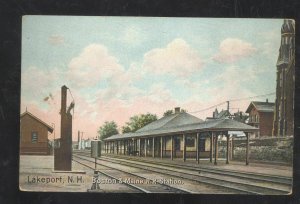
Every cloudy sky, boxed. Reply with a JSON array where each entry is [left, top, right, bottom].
[[21, 16, 283, 140]]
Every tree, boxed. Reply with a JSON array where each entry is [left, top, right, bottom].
[[122, 113, 157, 133], [98, 121, 119, 140], [122, 126, 131, 134], [163, 110, 173, 116]]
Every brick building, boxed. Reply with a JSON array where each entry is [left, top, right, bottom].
[[246, 100, 274, 138], [20, 111, 54, 155], [273, 19, 295, 136]]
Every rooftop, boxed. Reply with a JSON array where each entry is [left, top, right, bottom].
[[105, 117, 258, 141], [20, 111, 54, 133], [137, 112, 203, 132], [246, 101, 275, 113]]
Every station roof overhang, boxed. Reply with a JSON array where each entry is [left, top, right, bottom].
[[104, 118, 258, 141]]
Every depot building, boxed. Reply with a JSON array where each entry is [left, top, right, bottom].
[[104, 107, 258, 165]]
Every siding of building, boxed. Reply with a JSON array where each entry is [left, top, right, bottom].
[[20, 113, 53, 155], [248, 108, 260, 138], [247, 102, 274, 138], [164, 135, 210, 158], [259, 112, 274, 136]]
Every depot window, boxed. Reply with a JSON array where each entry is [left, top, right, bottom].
[[31, 132, 38, 143]]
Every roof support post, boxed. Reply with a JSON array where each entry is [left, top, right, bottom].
[[152, 137, 155, 158], [164, 137, 167, 157], [246, 132, 250, 165], [128, 140, 130, 155], [171, 136, 174, 160], [210, 132, 213, 163], [214, 133, 218, 165], [144, 138, 147, 157], [127, 140, 130, 155], [183, 134, 186, 162], [135, 139, 138, 155], [117, 141, 119, 155], [133, 139, 136, 156], [231, 136, 234, 160], [139, 138, 141, 157], [226, 133, 229, 164], [160, 136, 163, 159], [123, 140, 126, 155], [123, 141, 125, 155], [196, 133, 199, 164], [112, 142, 114, 154]]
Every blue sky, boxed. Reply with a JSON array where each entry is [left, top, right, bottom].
[[21, 16, 283, 139]]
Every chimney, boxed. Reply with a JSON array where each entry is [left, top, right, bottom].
[[174, 107, 180, 114], [266, 98, 268, 103]]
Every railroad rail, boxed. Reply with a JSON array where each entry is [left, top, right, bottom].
[[102, 153, 292, 186], [73, 151, 291, 195], [72, 154, 195, 193]]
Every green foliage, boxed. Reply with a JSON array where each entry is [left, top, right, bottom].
[[121, 126, 132, 134], [98, 121, 119, 140], [163, 110, 173, 116], [122, 113, 157, 133]]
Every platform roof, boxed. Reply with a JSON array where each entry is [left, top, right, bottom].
[[104, 117, 258, 141], [136, 112, 203, 133]]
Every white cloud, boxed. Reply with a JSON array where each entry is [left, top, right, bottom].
[[67, 44, 125, 88], [147, 83, 173, 103], [213, 38, 257, 63], [119, 25, 145, 45], [48, 35, 65, 45], [142, 38, 204, 78], [21, 66, 63, 104], [175, 79, 202, 90]]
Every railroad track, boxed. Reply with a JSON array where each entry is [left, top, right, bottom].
[[72, 154, 195, 193], [73, 151, 291, 195], [102, 153, 292, 186]]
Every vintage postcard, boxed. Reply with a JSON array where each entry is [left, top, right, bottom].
[[20, 16, 294, 194]]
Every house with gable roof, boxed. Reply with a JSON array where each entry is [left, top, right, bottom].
[[20, 111, 54, 155], [246, 100, 275, 138]]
